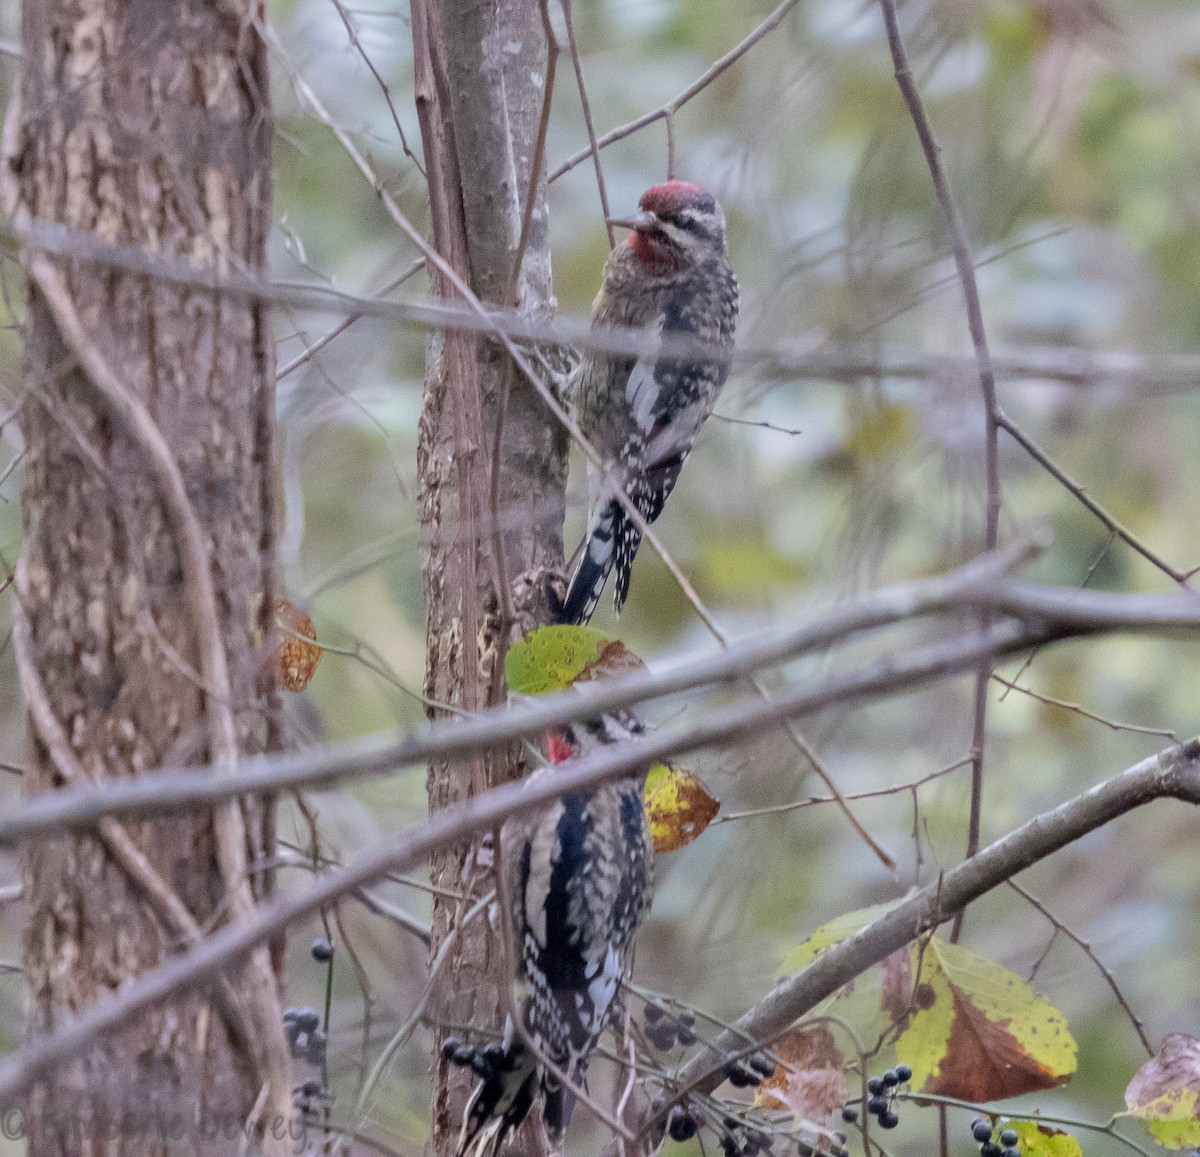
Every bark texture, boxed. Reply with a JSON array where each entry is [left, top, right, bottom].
[[15, 2, 282, 1152], [412, 0, 567, 1152]]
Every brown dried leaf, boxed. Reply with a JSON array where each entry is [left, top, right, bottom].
[[277, 598, 322, 692], [1122, 1033, 1200, 1149], [755, 1027, 847, 1124], [575, 638, 646, 683], [643, 764, 720, 853]]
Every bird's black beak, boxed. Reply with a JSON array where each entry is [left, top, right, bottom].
[[606, 210, 658, 232]]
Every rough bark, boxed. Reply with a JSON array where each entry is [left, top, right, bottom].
[[15, 2, 284, 1153], [412, 0, 567, 1153]]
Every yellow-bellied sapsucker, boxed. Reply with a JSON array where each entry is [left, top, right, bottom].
[[447, 714, 654, 1157], [560, 181, 739, 625]]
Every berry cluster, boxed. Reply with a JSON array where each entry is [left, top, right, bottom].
[[863, 1064, 911, 1130], [644, 1001, 699, 1050], [971, 1119, 1021, 1157], [283, 1006, 327, 1067], [723, 1052, 776, 1089], [797, 1130, 849, 1157], [717, 1116, 771, 1157]]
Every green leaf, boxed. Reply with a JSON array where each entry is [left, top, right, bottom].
[[780, 901, 906, 973], [504, 625, 641, 695], [896, 938, 1076, 1102]]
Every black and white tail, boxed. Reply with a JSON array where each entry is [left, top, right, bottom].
[[560, 500, 618, 625]]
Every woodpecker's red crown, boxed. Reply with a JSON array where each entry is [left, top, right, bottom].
[[609, 181, 727, 271]]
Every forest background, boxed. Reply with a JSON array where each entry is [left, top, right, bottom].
[[0, 0, 1199, 1154]]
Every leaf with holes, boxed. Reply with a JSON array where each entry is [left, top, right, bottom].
[[754, 1027, 847, 1124], [1001, 1121, 1083, 1157], [643, 764, 719, 853], [1120, 1033, 1200, 1148], [277, 598, 322, 692], [895, 938, 1076, 1102], [504, 625, 643, 695]]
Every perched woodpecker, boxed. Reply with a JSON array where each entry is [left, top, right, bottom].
[[560, 180, 739, 625], [450, 715, 654, 1157]]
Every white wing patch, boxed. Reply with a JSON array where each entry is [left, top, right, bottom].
[[624, 317, 665, 437], [585, 944, 622, 1033], [624, 356, 660, 436]]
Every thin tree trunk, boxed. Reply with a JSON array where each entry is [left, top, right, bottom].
[[15, 2, 288, 1152], [412, 1, 567, 1153]]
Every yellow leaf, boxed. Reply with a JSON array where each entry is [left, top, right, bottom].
[[505, 625, 643, 695], [896, 938, 1076, 1102], [1003, 1121, 1083, 1157], [781, 901, 906, 973], [643, 764, 719, 853], [276, 598, 322, 692], [1120, 1033, 1200, 1149]]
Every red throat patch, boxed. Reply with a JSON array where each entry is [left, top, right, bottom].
[[546, 730, 575, 764]]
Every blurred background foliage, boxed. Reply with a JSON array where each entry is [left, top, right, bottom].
[[1, 0, 1200, 1153]]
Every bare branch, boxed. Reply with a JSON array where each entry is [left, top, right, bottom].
[[4, 567, 1200, 844], [1, 727, 1197, 1113]]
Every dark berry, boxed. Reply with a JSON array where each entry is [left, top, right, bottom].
[[833, 1132, 847, 1144], [749, 1052, 776, 1078], [648, 1025, 677, 1051], [668, 1108, 697, 1142], [866, 1096, 888, 1116], [981, 1144, 1003, 1157], [311, 938, 334, 962], [878, 1110, 899, 1130], [972, 1120, 994, 1144], [644, 1003, 665, 1022], [797, 1143, 813, 1157], [881, 1069, 899, 1088], [1002, 1149, 1020, 1157], [999, 1130, 1019, 1147], [298, 1079, 323, 1097], [894, 1064, 912, 1082], [677, 1026, 698, 1046], [838, 1148, 850, 1157], [841, 1106, 858, 1124], [866, 1076, 884, 1095], [678, 1011, 696, 1027]]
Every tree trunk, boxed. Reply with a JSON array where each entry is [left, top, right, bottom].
[[412, 1, 567, 1153], [15, 2, 288, 1152]]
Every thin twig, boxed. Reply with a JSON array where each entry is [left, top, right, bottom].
[[992, 673, 1177, 741], [547, 0, 804, 182], [1007, 879, 1154, 1057], [558, 0, 615, 246], [874, 0, 1003, 927]]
